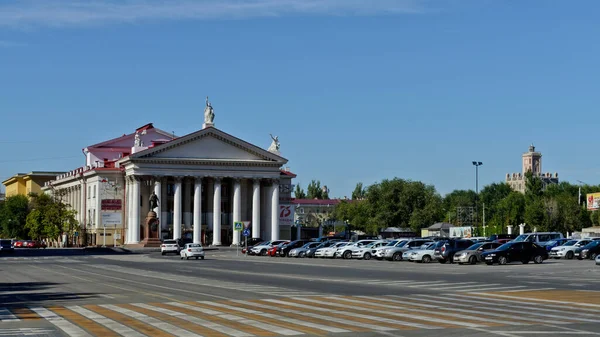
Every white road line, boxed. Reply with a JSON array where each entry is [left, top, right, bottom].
[[458, 286, 528, 292], [487, 331, 597, 335], [240, 299, 397, 332], [266, 298, 442, 330], [0, 328, 55, 336], [67, 306, 146, 337], [0, 308, 19, 322], [131, 303, 253, 337], [500, 288, 556, 292], [470, 292, 600, 308], [198, 300, 349, 333], [167, 302, 302, 336], [100, 304, 202, 337], [328, 296, 524, 326], [431, 282, 484, 290], [30, 307, 93, 337]]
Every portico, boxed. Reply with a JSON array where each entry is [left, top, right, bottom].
[[119, 126, 293, 246]]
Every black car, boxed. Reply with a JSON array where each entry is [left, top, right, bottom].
[[276, 240, 311, 257], [481, 241, 548, 265], [433, 239, 474, 263], [575, 240, 600, 260], [241, 237, 264, 248], [488, 234, 517, 242]]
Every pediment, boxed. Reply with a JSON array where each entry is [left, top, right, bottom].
[[129, 127, 287, 164]]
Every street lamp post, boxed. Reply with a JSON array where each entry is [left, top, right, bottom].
[[472, 161, 483, 235]]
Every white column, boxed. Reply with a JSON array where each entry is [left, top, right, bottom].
[[173, 177, 182, 240], [212, 178, 222, 246], [193, 177, 202, 244], [519, 223, 526, 235], [232, 178, 241, 246], [131, 176, 140, 243], [507, 225, 513, 235], [271, 179, 280, 241], [252, 179, 261, 239], [125, 177, 131, 244]]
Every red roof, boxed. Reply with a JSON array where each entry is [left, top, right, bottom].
[[85, 123, 174, 150], [280, 170, 297, 178], [291, 199, 343, 206]]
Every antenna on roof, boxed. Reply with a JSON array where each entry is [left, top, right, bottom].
[[172, 131, 175, 139]]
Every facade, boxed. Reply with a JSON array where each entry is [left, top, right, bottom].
[[505, 144, 559, 193], [2, 172, 65, 198], [42, 106, 296, 247]]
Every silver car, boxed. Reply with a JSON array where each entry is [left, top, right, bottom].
[[454, 242, 502, 264], [383, 239, 433, 261], [289, 242, 321, 258]]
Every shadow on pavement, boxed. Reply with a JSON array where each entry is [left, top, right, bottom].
[[0, 282, 100, 308]]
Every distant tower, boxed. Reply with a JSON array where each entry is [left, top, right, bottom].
[[522, 144, 542, 175]]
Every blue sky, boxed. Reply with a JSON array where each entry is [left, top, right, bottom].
[[1, 0, 600, 197]]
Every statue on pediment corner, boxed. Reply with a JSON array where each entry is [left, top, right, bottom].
[[134, 131, 143, 147], [268, 134, 280, 154], [204, 96, 215, 124]]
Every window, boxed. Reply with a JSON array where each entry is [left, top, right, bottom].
[[93, 186, 96, 198], [88, 186, 91, 199]]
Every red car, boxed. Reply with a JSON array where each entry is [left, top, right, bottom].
[[13, 240, 25, 248], [268, 241, 289, 257]]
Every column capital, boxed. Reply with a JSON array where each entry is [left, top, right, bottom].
[[173, 176, 184, 183], [271, 178, 280, 185], [252, 178, 262, 184], [213, 176, 223, 183], [193, 176, 204, 183]]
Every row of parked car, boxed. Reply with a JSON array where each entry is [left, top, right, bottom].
[[243, 232, 600, 266], [0, 239, 47, 252]]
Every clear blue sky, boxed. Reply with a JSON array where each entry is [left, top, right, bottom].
[[1, 0, 599, 197]]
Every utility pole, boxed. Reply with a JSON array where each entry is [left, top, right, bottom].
[[472, 161, 483, 235]]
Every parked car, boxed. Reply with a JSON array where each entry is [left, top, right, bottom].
[[549, 239, 590, 259], [374, 239, 409, 260], [454, 241, 503, 264], [481, 241, 548, 265], [408, 242, 439, 263], [542, 238, 569, 251], [161, 239, 180, 255], [513, 232, 564, 246], [351, 240, 389, 260], [250, 240, 287, 256], [241, 237, 264, 248], [315, 241, 350, 258], [433, 239, 474, 263], [306, 240, 339, 258], [0, 239, 14, 253], [488, 234, 517, 242], [383, 239, 433, 261], [289, 242, 321, 258], [596, 253, 600, 266], [179, 243, 205, 260], [575, 240, 600, 260], [267, 242, 289, 257], [335, 240, 376, 259], [494, 239, 514, 244], [277, 240, 311, 257]]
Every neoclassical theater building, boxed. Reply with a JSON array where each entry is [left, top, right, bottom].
[[42, 100, 296, 246]]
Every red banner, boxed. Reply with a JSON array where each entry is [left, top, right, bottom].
[[101, 199, 122, 211]]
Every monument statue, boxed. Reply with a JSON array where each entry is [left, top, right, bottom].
[[268, 134, 280, 154], [204, 96, 215, 124], [134, 131, 142, 147], [149, 191, 159, 210]]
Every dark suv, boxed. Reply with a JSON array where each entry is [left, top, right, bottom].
[[433, 239, 474, 263], [488, 234, 517, 242], [575, 240, 600, 260], [277, 240, 311, 257], [481, 241, 548, 265]]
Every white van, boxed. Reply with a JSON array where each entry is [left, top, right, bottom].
[[513, 232, 563, 245]]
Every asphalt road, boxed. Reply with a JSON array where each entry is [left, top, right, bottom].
[[1, 248, 600, 337]]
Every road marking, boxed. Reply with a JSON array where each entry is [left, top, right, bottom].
[[0, 328, 55, 336], [49, 306, 120, 337], [469, 292, 600, 308], [0, 308, 19, 322], [131, 303, 251, 337], [30, 307, 93, 337], [68, 306, 147, 337], [85, 304, 174, 337]]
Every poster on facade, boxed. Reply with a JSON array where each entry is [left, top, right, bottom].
[[279, 205, 295, 226], [101, 212, 122, 226], [449, 226, 473, 238], [101, 199, 122, 211], [587, 193, 600, 211]]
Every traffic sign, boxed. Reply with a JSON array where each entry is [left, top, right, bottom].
[[234, 222, 243, 231], [74, 231, 79, 237], [243, 221, 251, 229], [243, 228, 250, 237]]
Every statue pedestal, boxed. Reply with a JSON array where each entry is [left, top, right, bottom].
[[202, 122, 214, 129], [140, 211, 162, 247]]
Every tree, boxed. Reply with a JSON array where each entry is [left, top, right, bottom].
[[294, 184, 306, 199], [524, 171, 544, 199], [307, 180, 325, 199], [25, 193, 78, 242], [492, 191, 525, 234], [0, 194, 30, 238], [352, 183, 366, 200], [442, 189, 477, 225]]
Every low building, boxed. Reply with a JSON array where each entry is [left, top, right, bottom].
[[506, 144, 558, 193], [2, 171, 65, 198], [43, 100, 296, 247]]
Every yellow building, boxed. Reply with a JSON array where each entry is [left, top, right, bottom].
[[2, 172, 65, 198]]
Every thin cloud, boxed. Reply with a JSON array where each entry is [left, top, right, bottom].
[[0, 40, 26, 47], [0, 0, 426, 28]]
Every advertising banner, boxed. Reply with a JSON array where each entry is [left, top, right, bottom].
[[587, 193, 600, 211], [101, 199, 122, 211], [449, 226, 473, 238], [101, 212, 122, 226], [279, 205, 295, 226]]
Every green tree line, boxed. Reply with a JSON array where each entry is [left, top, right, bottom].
[[0, 192, 77, 240], [299, 173, 599, 236]]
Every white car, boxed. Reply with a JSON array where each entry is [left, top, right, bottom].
[[408, 242, 438, 263], [161, 239, 180, 255], [351, 240, 389, 260], [315, 242, 350, 258], [335, 240, 376, 259], [180, 243, 205, 260], [374, 240, 409, 260], [549, 239, 591, 259], [250, 240, 287, 256]]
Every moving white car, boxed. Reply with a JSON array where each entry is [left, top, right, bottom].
[[180, 243, 205, 260], [161, 239, 180, 255], [549, 239, 591, 259], [250, 240, 287, 256]]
